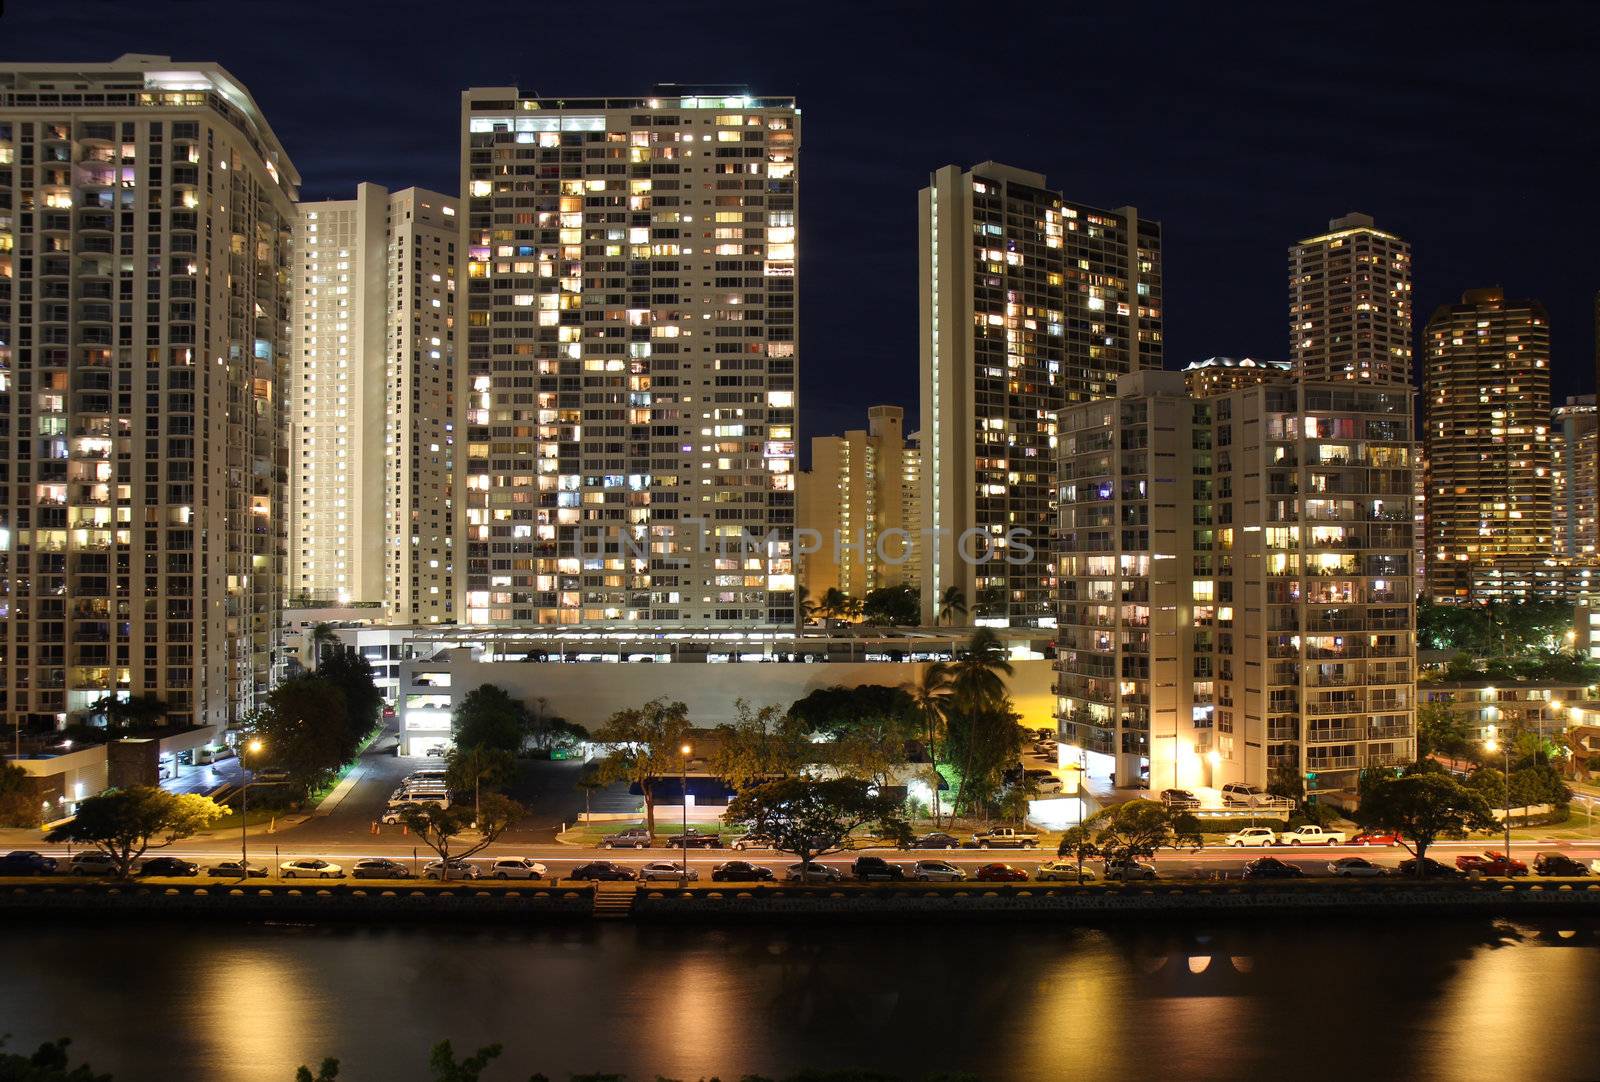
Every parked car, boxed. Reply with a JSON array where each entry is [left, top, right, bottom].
[[784, 862, 843, 883], [711, 860, 774, 882], [851, 856, 908, 881], [350, 858, 413, 879], [910, 860, 966, 882], [568, 861, 636, 882], [205, 860, 268, 878], [423, 859, 480, 880], [1398, 857, 1464, 878], [973, 863, 1029, 883], [1160, 788, 1200, 811], [405, 769, 448, 785], [279, 858, 344, 879], [1348, 830, 1403, 847], [1221, 782, 1271, 807], [638, 861, 698, 882], [601, 828, 655, 850], [972, 827, 1039, 849], [1328, 856, 1387, 878], [1034, 859, 1095, 882], [1241, 856, 1305, 879], [908, 832, 962, 850], [730, 833, 774, 851], [423, 745, 447, 757], [1534, 852, 1591, 877], [1023, 770, 1065, 795], [1102, 858, 1158, 881], [1225, 827, 1278, 848], [139, 857, 199, 877], [1277, 825, 1347, 846], [483, 857, 548, 880], [0, 851, 57, 876], [67, 851, 117, 877], [1455, 851, 1529, 877], [665, 830, 722, 849]]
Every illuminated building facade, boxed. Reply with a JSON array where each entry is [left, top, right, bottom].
[[459, 89, 799, 625], [1423, 288, 1554, 603], [292, 183, 458, 622], [1181, 355, 1291, 397], [0, 55, 297, 733], [1289, 212, 1412, 385], [796, 405, 915, 602], [1057, 371, 1417, 798], [919, 162, 1161, 626]]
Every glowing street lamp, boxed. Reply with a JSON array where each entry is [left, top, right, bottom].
[[241, 738, 264, 873], [1483, 728, 1511, 861], [679, 742, 693, 885]]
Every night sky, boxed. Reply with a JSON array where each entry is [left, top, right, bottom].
[[5, 0, 1597, 446]]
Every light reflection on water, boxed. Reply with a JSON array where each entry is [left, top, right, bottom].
[[3, 919, 1598, 1082]]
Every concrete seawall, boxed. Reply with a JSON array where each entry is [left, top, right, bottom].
[[5, 877, 1600, 923]]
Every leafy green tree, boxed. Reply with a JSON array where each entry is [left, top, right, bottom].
[[398, 793, 522, 880], [725, 777, 912, 867], [0, 1037, 111, 1082], [0, 762, 41, 828], [794, 584, 819, 628], [451, 684, 527, 754], [1415, 701, 1474, 760], [817, 587, 852, 622], [589, 698, 694, 837], [246, 677, 351, 801], [1357, 773, 1497, 870], [1079, 799, 1202, 863], [1267, 763, 1305, 805], [295, 1058, 340, 1082], [524, 698, 589, 753], [937, 584, 968, 626], [861, 585, 920, 627], [707, 699, 808, 790], [90, 694, 168, 732], [45, 787, 225, 878], [317, 649, 384, 752], [427, 1041, 505, 1082], [445, 744, 515, 823], [1056, 824, 1102, 881], [787, 685, 918, 741], [950, 627, 1012, 708]]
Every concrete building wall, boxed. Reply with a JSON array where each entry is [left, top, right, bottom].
[[399, 649, 1055, 756]]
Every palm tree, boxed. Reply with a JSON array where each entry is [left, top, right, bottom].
[[950, 627, 1013, 709], [903, 662, 952, 826], [938, 585, 968, 627], [308, 623, 338, 672], [794, 585, 819, 629], [818, 587, 849, 622]]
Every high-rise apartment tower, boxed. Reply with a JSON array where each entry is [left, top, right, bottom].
[[0, 55, 297, 733], [292, 183, 458, 622], [459, 88, 799, 625], [919, 162, 1161, 626], [1423, 288, 1553, 602]]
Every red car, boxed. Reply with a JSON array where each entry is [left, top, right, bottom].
[[1349, 830, 1402, 847], [1454, 851, 1529, 877], [973, 863, 1029, 883]]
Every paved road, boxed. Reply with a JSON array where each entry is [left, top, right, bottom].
[[15, 837, 1600, 883]]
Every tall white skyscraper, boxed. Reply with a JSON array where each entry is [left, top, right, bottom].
[[292, 183, 458, 622], [0, 55, 298, 733], [459, 88, 799, 625], [919, 162, 1161, 626]]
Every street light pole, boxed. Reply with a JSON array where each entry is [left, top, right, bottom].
[[679, 742, 693, 886], [1485, 728, 1511, 861], [241, 738, 262, 872]]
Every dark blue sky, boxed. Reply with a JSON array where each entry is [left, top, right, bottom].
[[5, 0, 1597, 442]]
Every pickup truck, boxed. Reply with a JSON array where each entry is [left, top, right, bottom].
[[972, 827, 1039, 850], [1275, 825, 1346, 846]]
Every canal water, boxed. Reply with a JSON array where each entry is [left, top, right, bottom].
[[2, 917, 1597, 1081]]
